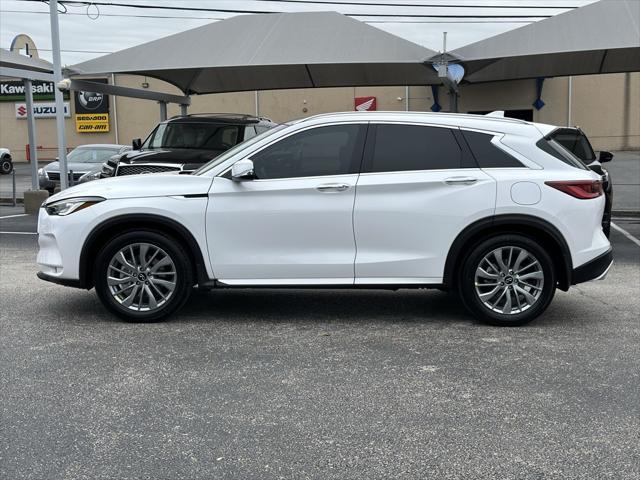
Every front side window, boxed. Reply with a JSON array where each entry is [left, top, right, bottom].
[[365, 124, 463, 173], [250, 124, 367, 180]]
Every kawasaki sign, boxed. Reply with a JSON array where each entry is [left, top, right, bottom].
[[0, 80, 70, 102]]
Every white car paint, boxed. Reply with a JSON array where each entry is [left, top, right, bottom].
[[37, 111, 610, 291]]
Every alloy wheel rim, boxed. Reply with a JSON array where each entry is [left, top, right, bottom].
[[474, 246, 544, 315], [107, 243, 177, 312]]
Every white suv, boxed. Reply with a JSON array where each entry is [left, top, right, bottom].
[[37, 112, 612, 326]]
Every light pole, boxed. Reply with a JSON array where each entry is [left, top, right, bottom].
[[49, 0, 69, 189]]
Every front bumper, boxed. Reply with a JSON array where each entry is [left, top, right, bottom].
[[572, 248, 613, 284], [37, 271, 85, 288]]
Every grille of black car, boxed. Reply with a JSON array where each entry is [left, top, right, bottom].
[[116, 165, 180, 176], [48, 172, 84, 181]]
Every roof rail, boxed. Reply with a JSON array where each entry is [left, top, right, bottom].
[[168, 112, 273, 122]]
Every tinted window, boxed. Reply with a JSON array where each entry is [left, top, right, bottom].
[[367, 124, 462, 172], [144, 122, 240, 150], [461, 131, 524, 168], [251, 124, 366, 179], [548, 128, 596, 163], [536, 137, 588, 171]]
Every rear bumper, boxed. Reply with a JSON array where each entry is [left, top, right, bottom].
[[572, 248, 613, 285]]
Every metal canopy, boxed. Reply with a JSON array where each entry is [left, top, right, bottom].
[[451, 0, 640, 83], [0, 48, 54, 81], [70, 11, 441, 94]]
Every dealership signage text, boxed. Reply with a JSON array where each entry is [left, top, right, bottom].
[[15, 102, 71, 119], [1, 81, 69, 102]]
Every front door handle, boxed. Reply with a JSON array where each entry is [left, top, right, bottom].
[[444, 176, 478, 186], [316, 183, 351, 192]]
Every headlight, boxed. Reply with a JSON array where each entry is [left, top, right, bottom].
[[44, 196, 105, 216], [78, 171, 101, 183], [38, 168, 48, 178]]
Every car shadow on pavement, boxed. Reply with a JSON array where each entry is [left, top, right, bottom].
[[178, 288, 474, 325]]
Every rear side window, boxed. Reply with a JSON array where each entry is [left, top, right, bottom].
[[461, 130, 524, 168], [366, 124, 463, 173]]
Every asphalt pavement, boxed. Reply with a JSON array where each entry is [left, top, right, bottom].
[[1, 211, 638, 479]]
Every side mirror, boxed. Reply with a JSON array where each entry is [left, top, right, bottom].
[[132, 138, 142, 150], [231, 159, 255, 181], [598, 151, 613, 163]]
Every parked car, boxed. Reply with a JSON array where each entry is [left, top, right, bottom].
[[0, 148, 13, 174], [102, 113, 277, 178], [542, 127, 613, 236], [39, 144, 130, 193], [37, 112, 612, 326]]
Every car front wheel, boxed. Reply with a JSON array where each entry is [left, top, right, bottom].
[[0, 157, 13, 174], [459, 234, 556, 326], [94, 231, 193, 322]]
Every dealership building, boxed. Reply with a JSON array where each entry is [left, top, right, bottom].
[[1, 28, 638, 163]]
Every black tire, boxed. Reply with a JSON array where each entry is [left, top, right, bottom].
[[0, 157, 13, 174], [94, 230, 193, 322], [458, 234, 556, 327]]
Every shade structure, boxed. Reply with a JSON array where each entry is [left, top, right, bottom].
[[0, 48, 53, 75], [70, 11, 441, 94], [451, 0, 640, 83]]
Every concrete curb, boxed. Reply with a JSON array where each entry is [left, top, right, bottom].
[[612, 210, 640, 218]]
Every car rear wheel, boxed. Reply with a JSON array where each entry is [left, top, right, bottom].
[[94, 231, 193, 322], [459, 234, 556, 326]]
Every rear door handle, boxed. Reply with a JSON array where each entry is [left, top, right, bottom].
[[444, 176, 478, 186], [316, 183, 351, 192]]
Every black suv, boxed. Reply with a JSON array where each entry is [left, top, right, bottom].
[[102, 113, 277, 177], [545, 127, 614, 237]]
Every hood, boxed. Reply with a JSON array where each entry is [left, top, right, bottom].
[[119, 148, 221, 165], [46, 172, 213, 203], [43, 161, 102, 174]]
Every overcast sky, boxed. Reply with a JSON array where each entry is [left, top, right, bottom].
[[1, 0, 597, 65]]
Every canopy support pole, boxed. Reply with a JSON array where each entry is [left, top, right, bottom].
[[180, 103, 188, 116], [49, 0, 68, 190], [567, 76, 573, 127], [159, 101, 167, 121], [449, 90, 458, 113], [23, 79, 39, 191]]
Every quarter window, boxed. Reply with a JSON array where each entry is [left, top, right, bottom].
[[250, 124, 367, 179], [461, 131, 524, 168], [367, 124, 463, 173]]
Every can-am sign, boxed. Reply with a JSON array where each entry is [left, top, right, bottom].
[[15, 102, 71, 119], [1, 80, 69, 102]]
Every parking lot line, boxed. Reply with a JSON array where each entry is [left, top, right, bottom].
[[0, 231, 37, 235], [611, 222, 640, 248], [0, 213, 29, 219]]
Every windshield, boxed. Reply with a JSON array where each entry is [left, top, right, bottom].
[[67, 147, 121, 163], [549, 128, 596, 163], [143, 122, 242, 150], [194, 124, 287, 176]]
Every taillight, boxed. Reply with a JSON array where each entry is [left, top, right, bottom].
[[545, 180, 603, 199]]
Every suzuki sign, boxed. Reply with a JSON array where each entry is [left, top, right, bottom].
[[15, 102, 71, 119]]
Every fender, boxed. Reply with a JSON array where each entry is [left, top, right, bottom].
[[79, 213, 210, 289], [443, 214, 573, 291]]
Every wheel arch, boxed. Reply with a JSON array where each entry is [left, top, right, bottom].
[[79, 214, 210, 289], [443, 214, 573, 291]]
